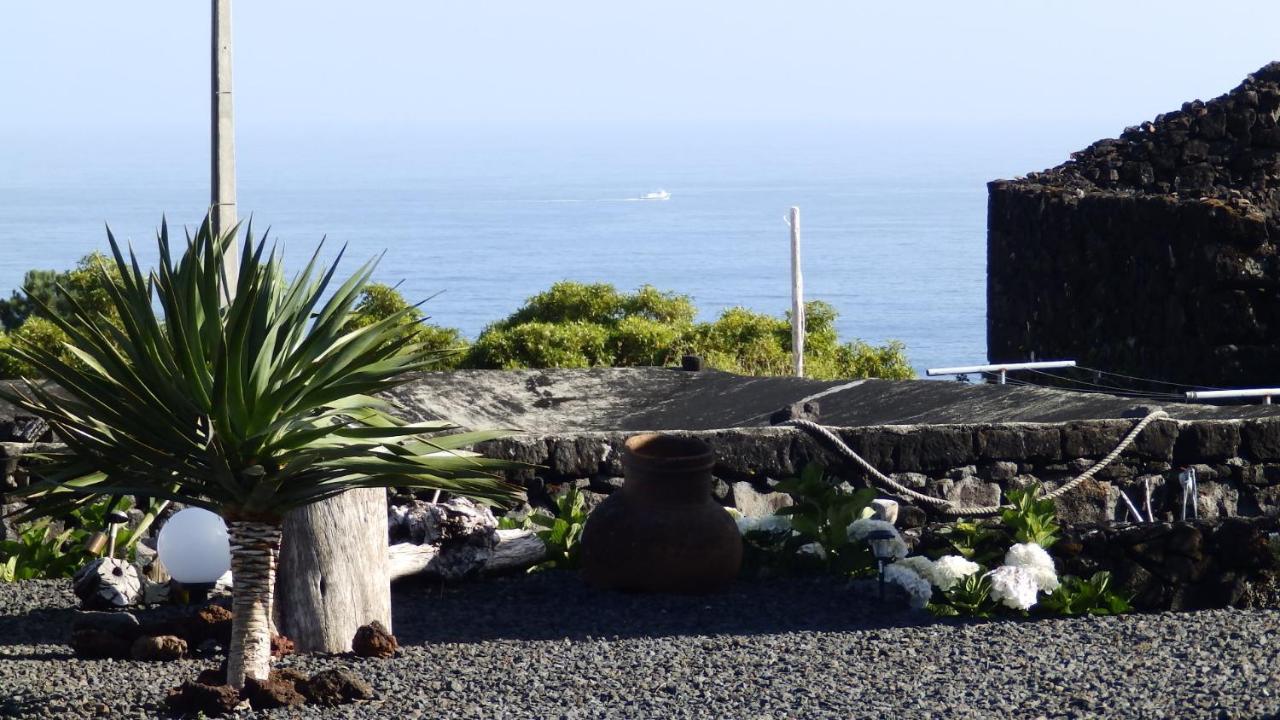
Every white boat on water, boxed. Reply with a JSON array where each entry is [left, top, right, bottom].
[[639, 189, 671, 200]]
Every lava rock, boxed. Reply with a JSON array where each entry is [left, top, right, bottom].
[[271, 632, 296, 658], [303, 668, 375, 706], [191, 603, 233, 645], [352, 620, 398, 658], [164, 681, 241, 717], [130, 634, 187, 661], [243, 675, 306, 710]]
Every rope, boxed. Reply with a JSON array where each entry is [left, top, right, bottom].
[[782, 410, 1169, 516]]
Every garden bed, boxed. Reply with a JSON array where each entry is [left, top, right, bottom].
[[2, 573, 1279, 719]]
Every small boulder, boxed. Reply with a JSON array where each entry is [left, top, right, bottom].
[[303, 669, 375, 706], [131, 634, 188, 661], [243, 675, 306, 710], [352, 620, 398, 658], [164, 681, 242, 717], [731, 482, 793, 517], [190, 604, 233, 645], [70, 610, 140, 659]]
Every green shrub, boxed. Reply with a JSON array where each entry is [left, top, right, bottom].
[[467, 321, 611, 369], [608, 315, 689, 367], [0, 317, 72, 378], [465, 282, 913, 380], [342, 283, 467, 370], [0, 252, 122, 332]]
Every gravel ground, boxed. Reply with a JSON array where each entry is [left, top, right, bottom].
[[2, 573, 1279, 719]]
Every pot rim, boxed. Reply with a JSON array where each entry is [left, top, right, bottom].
[[623, 433, 713, 465]]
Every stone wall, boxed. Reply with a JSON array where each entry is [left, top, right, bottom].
[[476, 417, 1280, 526], [988, 63, 1280, 387]]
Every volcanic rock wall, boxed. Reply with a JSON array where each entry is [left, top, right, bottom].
[[988, 63, 1280, 387], [477, 416, 1280, 526]]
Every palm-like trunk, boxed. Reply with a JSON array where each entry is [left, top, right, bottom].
[[226, 520, 281, 690]]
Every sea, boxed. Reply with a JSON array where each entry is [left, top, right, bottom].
[[0, 125, 1080, 375]]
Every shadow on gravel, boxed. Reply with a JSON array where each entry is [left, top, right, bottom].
[[0, 607, 74, 649], [391, 571, 948, 645]]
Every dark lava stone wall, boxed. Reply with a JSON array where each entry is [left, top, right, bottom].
[[475, 417, 1280, 526], [987, 63, 1280, 387], [987, 185, 1280, 386]]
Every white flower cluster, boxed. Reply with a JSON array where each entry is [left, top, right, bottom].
[[735, 514, 793, 536], [846, 518, 908, 560], [929, 555, 983, 591], [1003, 542, 1059, 593], [986, 565, 1040, 610], [884, 563, 933, 609], [891, 554, 980, 593]]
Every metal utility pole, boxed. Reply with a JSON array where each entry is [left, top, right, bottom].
[[212, 0, 239, 295]]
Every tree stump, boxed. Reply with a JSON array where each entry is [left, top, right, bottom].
[[273, 488, 390, 653]]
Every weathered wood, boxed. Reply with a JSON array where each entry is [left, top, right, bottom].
[[388, 529, 546, 581], [274, 488, 390, 653]]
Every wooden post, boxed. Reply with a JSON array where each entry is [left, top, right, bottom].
[[274, 488, 392, 653], [789, 206, 804, 377], [212, 0, 239, 296]]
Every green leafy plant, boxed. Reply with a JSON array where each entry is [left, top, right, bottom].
[[1039, 571, 1132, 616], [928, 573, 996, 618], [511, 486, 589, 571], [1001, 485, 1060, 547], [938, 519, 1007, 566], [0, 495, 165, 581], [2, 217, 524, 689], [0, 520, 81, 582], [773, 462, 877, 574]]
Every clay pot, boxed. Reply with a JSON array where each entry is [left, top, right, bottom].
[[581, 433, 742, 593]]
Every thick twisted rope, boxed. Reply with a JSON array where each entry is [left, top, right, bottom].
[[783, 410, 1169, 516]]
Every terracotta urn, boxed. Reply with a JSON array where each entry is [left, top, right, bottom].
[[581, 433, 742, 593]]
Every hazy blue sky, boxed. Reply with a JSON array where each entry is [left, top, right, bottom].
[[5, 1, 1280, 142]]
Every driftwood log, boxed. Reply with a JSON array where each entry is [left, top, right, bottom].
[[388, 529, 546, 581], [274, 488, 391, 653]]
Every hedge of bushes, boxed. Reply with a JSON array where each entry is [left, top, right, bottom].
[[0, 262, 912, 381]]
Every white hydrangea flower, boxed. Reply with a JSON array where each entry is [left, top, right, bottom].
[[736, 514, 792, 536], [1003, 542, 1060, 593], [896, 555, 935, 581], [987, 565, 1040, 611], [884, 563, 933, 609], [846, 518, 908, 559], [928, 555, 982, 592]]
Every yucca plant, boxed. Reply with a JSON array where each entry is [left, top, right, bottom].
[[1, 216, 523, 688]]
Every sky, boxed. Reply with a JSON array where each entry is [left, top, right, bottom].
[[4, 1, 1280, 161]]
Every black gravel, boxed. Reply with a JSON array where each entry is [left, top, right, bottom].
[[2, 573, 1279, 719]]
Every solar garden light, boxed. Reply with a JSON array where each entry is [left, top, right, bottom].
[[105, 510, 130, 559], [158, 508, 232, 605], [864, 528, 899, 600]]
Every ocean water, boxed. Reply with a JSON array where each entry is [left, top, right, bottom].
[[0, 127, 1069, 374]]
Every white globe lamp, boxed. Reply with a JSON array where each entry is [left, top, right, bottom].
[[158, 507, 231, 586]]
